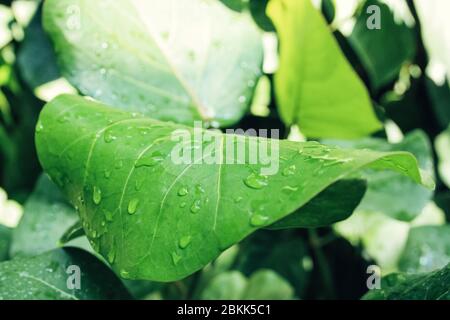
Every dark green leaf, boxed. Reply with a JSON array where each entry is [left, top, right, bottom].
[[0, 224, 11, 262], [0, 247, 131, 300], [234, 230, 311, 297], [35, 94, 428, 281], [363, 264, 450, 300], [269, 179, 367, 229], [43, 0, 263, 127], [398, 225, 450, 273], [349, 0, 416, 90], [267, 0, 382, 138], [17, 5, 60, 90], [10, 174, 90, 258]]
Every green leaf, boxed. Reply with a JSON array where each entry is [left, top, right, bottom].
[[0, 224, 11, 262], [363, 264, 450, 300], [268, 179, 367, 229], [435, 126, 450, 189], [324, 130, 434, 221], [267, 0, 382, 139], [10, 174, 90, 258], [0, 247, 131, 300], [398, 225, 450, 274], [36, 94, 428, 281], [201, 269, 294, 300], [242, 269, 294, 300], [201, 271, 247, 300], [17, 5, 60, 90], [234, 230, 311, 297], [349, 0, 416, 91], [43, 0, 263, 127]]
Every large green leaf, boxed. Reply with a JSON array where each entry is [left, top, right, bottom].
[[10, 174, 90, 258], [43, 0, 263, 127], [349, 0, 416, 91], [324, 130, 434, 221], [267, 0, 382, 139], [0, 247, 131, 300], [363, 264, 450, 300], [398, 225, 450, 274], [36, 94, 428, 281]]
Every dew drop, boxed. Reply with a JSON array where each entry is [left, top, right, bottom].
[[250, 214, 270, 227], [93, 186, 102, 205], [104, 169, 111, 178], [104, 130, 117, 143], [107, 246, 116, 264], [36, 121, 44, 133], [115, 160, 123, 169], [190, 199, 201, 213], [135, 152, 164, 168], [178, 187, 188, 197], [234, 196, 243, 203], [282, 185, 298, 194], [127, 198, 139, 215], [282, 165, 296, 176], [120, 270, 130, 279], [180, 202, 187, 208], [244, 172, 268, 190], [171, 252, 182, 265], [179, 236, 192, 249], [195, 184, 205, 194], [238, 95, 247, 104], [105, 211, 113, 222]]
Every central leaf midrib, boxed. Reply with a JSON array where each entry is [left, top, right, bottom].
[[119, 0, 212, 121]]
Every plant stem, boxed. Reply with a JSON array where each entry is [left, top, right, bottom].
[[308, 229, 336, 299]]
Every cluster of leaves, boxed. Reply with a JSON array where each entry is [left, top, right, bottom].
[[0, 0, 449, 300]]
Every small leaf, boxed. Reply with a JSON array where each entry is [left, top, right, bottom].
[[398, 225, 450, 274], [36, 95, 428, 281], [0, 248, 131, 300], [267, 0, 382, 138]]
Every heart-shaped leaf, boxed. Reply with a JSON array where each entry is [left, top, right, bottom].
[[267, 0, 382, 138], [43, 0, 263, 127], [0, 247, 131, 300], [36, 94, 428, 281]]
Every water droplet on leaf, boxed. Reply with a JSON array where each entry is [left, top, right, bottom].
[[179, 236, 192, 249], [93, 186, 102, 205], [127, 198, 139, 214], [244, 172, 268, 189]]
